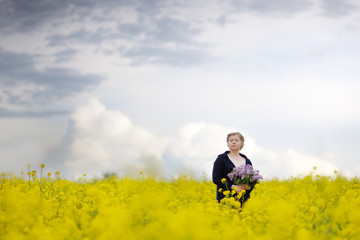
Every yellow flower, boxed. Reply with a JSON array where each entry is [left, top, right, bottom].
[[221, 178, 227, 184], [223, 190, 230, 196], [1, 169, 357, 239], [40, 163, 45, 169]]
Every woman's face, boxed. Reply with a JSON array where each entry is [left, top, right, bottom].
[[227, 135, 243, 151]]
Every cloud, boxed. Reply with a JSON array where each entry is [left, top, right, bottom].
[[122, 46, 211, 66], [54, 49, 78, 63], [1, 98, 349, 179], [43, 99, 344, 179], [230, 0, 359, 17], [2, 0, 358, 37], [165, 122, 342, 179], [46, 29, 119, 47], [45, 16, 210, 66], [244, 139, 342, 179], [0, 107, 69, 118], [134, 0, 168, 16], [45, 101, 236, 178], [0, 48, 104, 106], [321, 0, 359, 17], [0, 0, 132, 33], [0, 117, 66, 173], [1, 0, 359, 182], [0, 0, 68, 33], [47, 98, 168, 178], [231, 0, 313, 15], [7, 0, 357, 70], [117, 17, 211, 66], [164, 122, 238, 176], [2, 0, 211, 67]]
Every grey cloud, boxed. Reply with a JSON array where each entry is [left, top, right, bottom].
[[2, 0, 358, 37], [54, 49, 78, 63], [47, 16, 203, 46], [135, 0, 168, 17], [116, 16, 203, 45], [47, 15, 210, 66], [0, 0, 68, 33], [0, 48, 103, 104], [144, 17, 202, 44], [46, 28, 119, 46], [42, 120, 75, 175], [0, 49, 35, 84], [116, 17, 209, 66], [217, 15, 227, 26], [122, 46, 211, 66], [321, 0, 358, 17], [2, 0, 211, 67], [30, 68, 102, 103], [231, 0, 313, 15], [117, 23, 144, 39], [0, 107, 69, 118], [0, 0, 131, 33], [230, 0, 358, 17]]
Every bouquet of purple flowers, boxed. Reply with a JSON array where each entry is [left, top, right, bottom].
[[227, 164, 263, 188]]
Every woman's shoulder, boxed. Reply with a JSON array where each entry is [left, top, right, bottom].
[[239, 152, 248, 159], [218, 151, 229, 157], [240, 153, 252, 165], [215, 151, 229, 160]]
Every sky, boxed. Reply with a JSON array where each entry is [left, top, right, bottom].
[[0, 0, 360, 180]]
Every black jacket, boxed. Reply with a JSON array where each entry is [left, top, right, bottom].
[[212, 151, 253, 203]]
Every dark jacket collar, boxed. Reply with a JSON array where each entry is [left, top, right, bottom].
[[219, 151, 252, 166], [219, 150, 247, 159]]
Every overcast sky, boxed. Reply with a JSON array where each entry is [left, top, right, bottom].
[[1, 0, 359, 180]]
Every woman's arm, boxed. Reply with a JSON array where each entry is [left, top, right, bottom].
[[212, 157, 224, 186], [212, 158, 231, 190]]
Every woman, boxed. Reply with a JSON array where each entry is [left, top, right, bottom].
[[212, 132, 253, 203]]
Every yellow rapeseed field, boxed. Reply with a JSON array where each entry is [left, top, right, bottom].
[[1, 166, 359, 240]]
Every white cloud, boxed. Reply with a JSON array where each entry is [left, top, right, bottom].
[[165, 121, 342, 180], [0, 98, 349, 180], [60, 99, 346, 179], [163, 122, 233, 177], [62, 100, 240, 178], [245, 139, 342, 179], [64, 98, 168, 178], [0, 118, 66, 173]]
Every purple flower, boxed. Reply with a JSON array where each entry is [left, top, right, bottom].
[[227, 165, 263, 187]]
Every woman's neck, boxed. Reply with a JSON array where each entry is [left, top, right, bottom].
[[228, 150, 240, 156]]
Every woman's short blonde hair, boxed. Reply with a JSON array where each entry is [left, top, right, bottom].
[[226, 132, 245, 143]]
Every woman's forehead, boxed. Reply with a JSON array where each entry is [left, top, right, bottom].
[[228, 135, 240, 140]]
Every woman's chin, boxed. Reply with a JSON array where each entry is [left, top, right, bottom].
[[230, 147, 240, 151]]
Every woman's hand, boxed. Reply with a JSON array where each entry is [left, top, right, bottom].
[[231, 184, 251, 193], [238, 183, 251, 190]]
